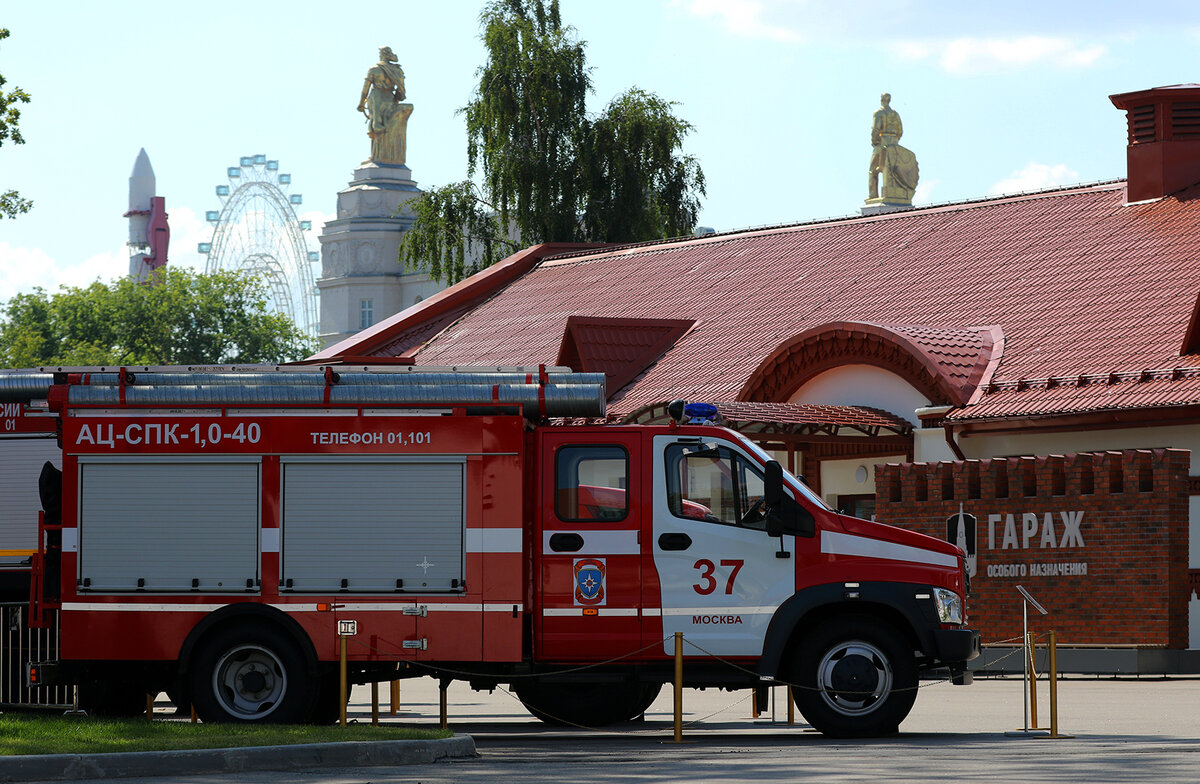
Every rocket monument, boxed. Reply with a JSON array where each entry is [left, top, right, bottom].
[[125, 148, 170, 283]]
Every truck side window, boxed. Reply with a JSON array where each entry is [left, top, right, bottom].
[[665, 442, 767, 528], [555, 445, 629, 522]]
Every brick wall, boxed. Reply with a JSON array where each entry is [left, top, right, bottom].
[[874, 449, 1189, 648]]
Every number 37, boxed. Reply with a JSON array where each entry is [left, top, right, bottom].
[[692, 559, 744, 595]]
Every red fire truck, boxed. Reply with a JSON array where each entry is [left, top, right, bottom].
[[2, 365, 978, 737], [0, 395, 58, 587]]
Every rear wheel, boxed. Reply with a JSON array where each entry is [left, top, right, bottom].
[[513, 680, 655, 727], [190, 624, 315, 723], [309, 671, 345, 725], [789, 616, 917, 737]]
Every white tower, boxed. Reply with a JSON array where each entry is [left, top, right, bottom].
[[316, 161, 441, 348]]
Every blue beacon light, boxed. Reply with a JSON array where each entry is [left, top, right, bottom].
[[684, 402, 720, 424]]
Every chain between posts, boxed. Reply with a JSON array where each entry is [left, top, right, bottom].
[[328, 631, 1031, 736], [149, 629, 1027, 729]]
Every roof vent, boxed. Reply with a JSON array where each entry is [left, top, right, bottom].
[[1110, 85, 1200, 202], [556, 316, 694, 398]]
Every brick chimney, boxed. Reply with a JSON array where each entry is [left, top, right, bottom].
[[1110, 84, 1200, 203]]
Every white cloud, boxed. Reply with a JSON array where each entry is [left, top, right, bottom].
[[682, 0, 807, 44], [988, 162, 1080, 196], [895, 36, 1107, 74], [0, 243, 125, 303], [0, 206, 336, 308], [912, 177, 940, 205]]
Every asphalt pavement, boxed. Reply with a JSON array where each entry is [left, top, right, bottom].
[[4, 674, 1200, 783]]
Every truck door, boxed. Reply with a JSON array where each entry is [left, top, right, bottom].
[[648, 435, 796, 657], [535, 432, 642, 660]]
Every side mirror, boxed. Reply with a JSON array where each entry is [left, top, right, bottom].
[[764, 461, 783, 508], [764, 461, 783, 537]]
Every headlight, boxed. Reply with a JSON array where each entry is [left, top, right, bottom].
[[933, 587, 964, 624]]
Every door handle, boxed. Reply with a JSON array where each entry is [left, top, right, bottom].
[[548, 533, 584, 552], [657, 532, 693, 551]]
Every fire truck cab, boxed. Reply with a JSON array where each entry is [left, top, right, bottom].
[[7, 366, 978, 737]]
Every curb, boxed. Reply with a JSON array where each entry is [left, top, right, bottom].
[[0, 735, 476, 782]]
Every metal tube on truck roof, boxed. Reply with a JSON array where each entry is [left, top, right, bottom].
[[72, 371, 607, 388], [65, 382, 607, 418], [0, 373, 56, 403]]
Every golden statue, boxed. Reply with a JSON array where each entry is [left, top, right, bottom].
[[357, 46, 413, 165], [867, 93, 918, 204]]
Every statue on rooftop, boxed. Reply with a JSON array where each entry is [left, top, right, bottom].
[[867, 93, 919, 205], [357, 46, 413, 165]]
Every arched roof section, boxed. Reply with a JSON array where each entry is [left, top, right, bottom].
[[738, 321, 1003, 408]]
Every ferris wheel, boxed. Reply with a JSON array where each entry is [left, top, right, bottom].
[[197, 155, 320, 337]]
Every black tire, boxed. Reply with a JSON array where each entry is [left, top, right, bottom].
[[513, 680, 653, 727], [309, 671, 345, 725], [789, 616, 917, 737], [190, 623, 315, 723], [628, 682, 663, 720]]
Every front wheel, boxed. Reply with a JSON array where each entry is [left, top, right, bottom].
[[789, 616, 917, 737], [190, 624, 315, 723]]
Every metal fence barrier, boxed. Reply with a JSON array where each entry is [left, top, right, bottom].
[[1, 603, 72, 709]]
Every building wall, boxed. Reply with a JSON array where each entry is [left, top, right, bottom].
[[954, 424, 1200, 646], [874, 449, 1190, 649], [819, 454, 906, 511], [789, 364, 931, 425], [316, 272, 441, 348]]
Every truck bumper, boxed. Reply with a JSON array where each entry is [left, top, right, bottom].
[[934, 627, 981, 664], [932, 628, 980, 686]]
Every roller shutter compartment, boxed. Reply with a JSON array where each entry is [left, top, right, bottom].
[[281, 459, 465, 593], [78, 460, 260, 592]]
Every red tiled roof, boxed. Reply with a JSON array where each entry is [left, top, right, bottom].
[[325, 180, 1200, 424], [309, 243, 609, 361], [739, 321, 1001, 407], [947, 367, 1200, 422], [624, 400, 911, 435], [557, 316, 694, 398]]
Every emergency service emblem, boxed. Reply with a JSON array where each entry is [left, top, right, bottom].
[[573, 558, 606, 606]]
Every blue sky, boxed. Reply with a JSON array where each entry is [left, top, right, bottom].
[[1, 0, 1198, 304]]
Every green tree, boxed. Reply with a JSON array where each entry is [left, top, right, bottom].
[[0, 28, 32, 219], [400, 0, 705, 284], [0, 269, 318, 366], [579, 88, 704, 244]]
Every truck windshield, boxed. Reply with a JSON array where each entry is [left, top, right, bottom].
[[735, 435, 832, 511]]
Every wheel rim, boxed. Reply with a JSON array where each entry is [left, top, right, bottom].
[[212, 644, 287, 720], [815, 640, 893, 716]]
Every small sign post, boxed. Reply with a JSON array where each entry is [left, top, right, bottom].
[[338, 620, 357, 725], [1007, 586, 1048, 737]]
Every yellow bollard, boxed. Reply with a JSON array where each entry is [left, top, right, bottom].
[[339, 635, 348, 726], [673, 632, 683, 743], [390, 679, 400, 715], [1027, 632, 1041, 730], [1049, 630, 1058, 736], [1042, 630, 1074, 739], [371, 681, 379, 726], [439, 680, 449, 730]]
